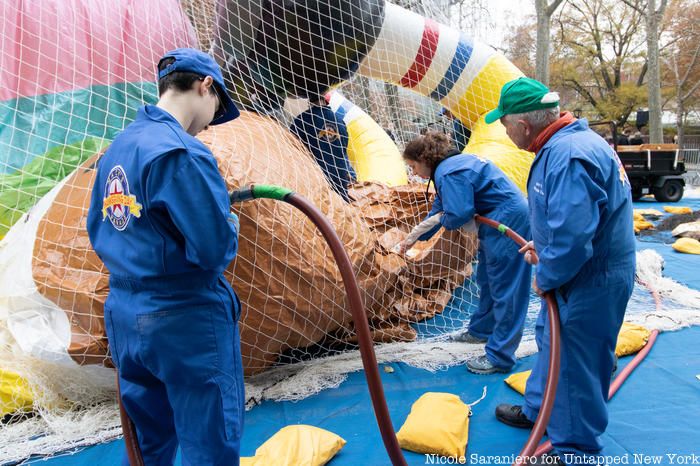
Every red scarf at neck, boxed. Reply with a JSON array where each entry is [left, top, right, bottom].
[[527, 112, 576, 154]]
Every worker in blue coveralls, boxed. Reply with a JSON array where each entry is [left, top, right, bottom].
[[441, 108, 471, 152], [87, 48, 243, 466], [488, 77, 636, 466], [290, 96, 357, 201], [396, 131, 531, 375]]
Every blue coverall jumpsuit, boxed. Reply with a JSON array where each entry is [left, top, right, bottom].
[[522, 119, 636, 462], [290, 104, 357, 201], [87, 105, 243, 466], [419, 153, 532, 370]]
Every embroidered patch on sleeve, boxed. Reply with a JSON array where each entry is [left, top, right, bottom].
[[102, 165, 142, 231]]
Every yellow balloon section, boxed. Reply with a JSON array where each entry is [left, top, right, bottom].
[[345, 115, 408, 187]]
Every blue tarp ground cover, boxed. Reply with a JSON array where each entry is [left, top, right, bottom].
[[26, 198, 700, 465], [28, 327, 700, 465], [634, 196, 700, 290]]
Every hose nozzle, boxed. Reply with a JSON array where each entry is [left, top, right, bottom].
[[229, 184, 294, 204]]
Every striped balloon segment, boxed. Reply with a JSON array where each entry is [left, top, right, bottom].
[[429, 35, 473, 101], [357, 2, 533, 192], [400, 18, 440, 89]]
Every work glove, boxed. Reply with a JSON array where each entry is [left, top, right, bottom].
[[228, 212, 240, 233]]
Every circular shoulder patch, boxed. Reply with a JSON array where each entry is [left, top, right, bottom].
[[102, 165, 142, 231]]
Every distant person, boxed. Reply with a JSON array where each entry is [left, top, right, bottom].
[[290, 96, 357, 201], [629, 131, 644, 145], [617, 128, 630, 146], [442, 108, 471, 152]]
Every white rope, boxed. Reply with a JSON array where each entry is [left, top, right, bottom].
[[467, 385, 488, 407]]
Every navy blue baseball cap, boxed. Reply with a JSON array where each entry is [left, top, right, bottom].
[[157, 48, 240, 125]]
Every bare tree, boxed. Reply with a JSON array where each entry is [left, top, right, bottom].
[[552, 0, 647, 126], [344, 75, 375, 119], [622, 0, 668, 142], [645, 0, 669, 142], [504, 23, 537, 78], [662, 0, 700, 146], [535, 0, 566, 84]]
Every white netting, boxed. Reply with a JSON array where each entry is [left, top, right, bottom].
[[0, 0, 698, 463]]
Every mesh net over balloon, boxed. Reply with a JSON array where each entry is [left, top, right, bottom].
[[1, 0, 699, 462]]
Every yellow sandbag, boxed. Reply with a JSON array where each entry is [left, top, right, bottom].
[[241, 425, 346, 466], [672, 237, 700, 255], [664, 206, 692, 215], [504, 323, 651, 396], [396, 392, 470, 458], [634, 218, 654, 233], [504, 370, 531, 395], [0, 369, 34, 416], [616, 322, 651, 357], [634, 208, 664, 218]]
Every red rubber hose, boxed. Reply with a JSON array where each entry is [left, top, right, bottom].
[[286, 194, 408, 466], [116, 376, 143, 466], [474, 215, 562, 465]]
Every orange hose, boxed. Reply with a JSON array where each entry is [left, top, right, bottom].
[[116, 376, 143, 466], [474, 215, 562, 465]]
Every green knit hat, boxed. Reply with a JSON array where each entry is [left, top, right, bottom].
[[485, 77, 559, 124]]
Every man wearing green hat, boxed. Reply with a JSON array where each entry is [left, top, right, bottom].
[[486, 77, 635, 465]]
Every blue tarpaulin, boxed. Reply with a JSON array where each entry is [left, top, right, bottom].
[[27, 197, 700, 465]]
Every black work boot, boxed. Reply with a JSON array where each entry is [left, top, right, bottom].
[[495, 403, 535, 428]]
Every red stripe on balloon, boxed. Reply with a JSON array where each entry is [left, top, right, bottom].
[[400, 18, 440, 88]]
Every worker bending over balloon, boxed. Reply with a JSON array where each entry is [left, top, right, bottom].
[[489, 77, 635, 465], [398, 131, 531, 375]]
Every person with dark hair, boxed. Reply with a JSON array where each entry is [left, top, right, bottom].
[[617, 128, 630, 146], [441, 108, 471, 152], [290, 96, 357, 201], [397, 132, 531, 375], [629, 131, 644, 145], [87, 48, 244, 465]]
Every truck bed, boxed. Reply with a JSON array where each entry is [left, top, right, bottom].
[[617, 143, 686, 176]]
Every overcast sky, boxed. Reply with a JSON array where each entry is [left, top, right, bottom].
[[485, 0, 535, 50]]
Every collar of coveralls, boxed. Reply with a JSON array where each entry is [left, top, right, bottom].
[[527, 111, 577, 154]]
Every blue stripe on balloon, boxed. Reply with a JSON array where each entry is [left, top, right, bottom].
[[429, 35, 473, 101], [335, 99, 353, 122]]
